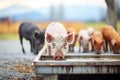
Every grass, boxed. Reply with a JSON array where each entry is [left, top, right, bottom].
[[0, 33, 19, 40]]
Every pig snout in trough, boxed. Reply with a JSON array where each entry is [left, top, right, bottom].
[[45, 22, 74, 60], [91, 31, 105, 54]]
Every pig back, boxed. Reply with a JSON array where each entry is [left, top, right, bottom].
[[19, 23, 40, 40], [101, 25, 119, 40], [92, 31, 103, 40]]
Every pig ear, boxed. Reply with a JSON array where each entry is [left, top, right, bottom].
[[67, 33, 74, 44], [34, 31, 40, 39], [46, 33, 53, 43], [111, 39, 116, 46]]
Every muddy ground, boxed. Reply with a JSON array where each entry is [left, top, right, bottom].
[[0, 40, 37, 80]]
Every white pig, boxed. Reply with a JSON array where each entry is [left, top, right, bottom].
[[86, 27, 95, 36], [37, 22, 74, 60], [86, 27, 95, 51], [78, 29, 91, 52]]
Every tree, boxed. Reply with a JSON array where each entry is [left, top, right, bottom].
[[105, 0, 117, 30]]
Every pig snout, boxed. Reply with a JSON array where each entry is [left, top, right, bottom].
[[83, 48, 89, 52], [54, 51, 64, 60], [83, 45, 89, 52]]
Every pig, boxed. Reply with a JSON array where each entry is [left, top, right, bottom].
[[86, 27, 95, 51], [101, 25, 120, 54], [37, 22, 74, 60], [67, 27, 78, 52], [78, 29, 91, 52], [91, 31, 105, 54], [18, 22, 45, 55], [86, 27, 95, 36]]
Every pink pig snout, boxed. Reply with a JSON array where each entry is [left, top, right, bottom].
[[54, 51, 64, 60]]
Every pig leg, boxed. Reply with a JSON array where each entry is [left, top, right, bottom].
[[72, 44, 74, 52], [29, 39, 33, 53], [109, 42, 113, 52], [105, 40, 109, 52], [91, 44, 94, 52], [68, 45, 71, 52], [70, 44, 74, 52], [90, 41, 94, 52], [104, 40, 107, 52], [30, 39, 37, 54], [103, 42, 106, 53], [19, 36, 25, 54], [79, 41, 81, 52]]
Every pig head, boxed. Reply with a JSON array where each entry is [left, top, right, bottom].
[[91, 31, 104, 54], [45, 22, 74, 60], [111, 39, 120, 54]]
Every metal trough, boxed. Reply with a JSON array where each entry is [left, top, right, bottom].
[[32, 53, 120, 75]]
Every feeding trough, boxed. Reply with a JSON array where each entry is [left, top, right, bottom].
[[33, 53, 120, 74], [32, 53, 120, 80]]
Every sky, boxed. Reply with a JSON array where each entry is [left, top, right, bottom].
[[0, 0, 108, 21], [0, 0, 107, 10]]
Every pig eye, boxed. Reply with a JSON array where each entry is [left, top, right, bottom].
[[52, 42, 56, 49], [63, 42, 67, 49]]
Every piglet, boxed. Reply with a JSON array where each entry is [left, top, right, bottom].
[[37, 22, 74, 60], [78, 28, 94, 53], [101, 25, 120, 54], [78, 29, 91, 52], [91, 31, 105, 54]]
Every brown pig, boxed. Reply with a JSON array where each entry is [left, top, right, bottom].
[[101, 25, 120, 54], [91, 31, 105, 54]]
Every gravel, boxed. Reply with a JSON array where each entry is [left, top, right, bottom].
[[0, 40, 37, 79]]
